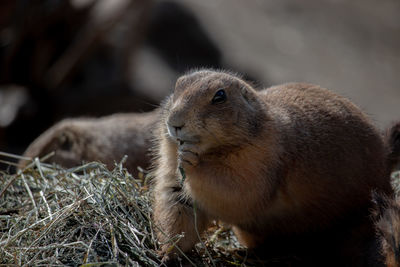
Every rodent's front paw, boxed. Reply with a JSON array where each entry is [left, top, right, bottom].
[[178, 150, 199, 168], [178, 143, 200, 168]]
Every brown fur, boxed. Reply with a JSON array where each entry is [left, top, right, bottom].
[[152, 69, 393, 265], [385, 121, 400, 172], [19, 111, 158, 176], [373, 192, 400, 267], [374, 123, 400, 267]]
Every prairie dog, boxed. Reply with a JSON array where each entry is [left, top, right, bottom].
[[19, 111, 158, 176], [152, 69, 393, 265]]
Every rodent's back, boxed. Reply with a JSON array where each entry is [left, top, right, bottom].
[[252, 83, 392, 230], [261, 83, 386, 180]]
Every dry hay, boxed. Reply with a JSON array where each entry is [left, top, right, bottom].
[[0, 152, 257, 267]]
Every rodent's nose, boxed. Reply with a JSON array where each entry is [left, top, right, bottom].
[[167, 114, 184, 128]]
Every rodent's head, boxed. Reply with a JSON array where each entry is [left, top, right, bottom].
[[164, 70, 267, 154]]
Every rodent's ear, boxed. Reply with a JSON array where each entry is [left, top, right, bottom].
[[240, 86, 261, 113]]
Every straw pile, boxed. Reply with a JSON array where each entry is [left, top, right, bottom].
[[0, 152, 253, 267]]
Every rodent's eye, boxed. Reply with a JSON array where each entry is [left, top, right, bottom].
[[212, 89, 226, 104]]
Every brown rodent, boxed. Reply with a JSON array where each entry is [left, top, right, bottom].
[[152, 69, 393, 265], [19, 111, 158, 176]]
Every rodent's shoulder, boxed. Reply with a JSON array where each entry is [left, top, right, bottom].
[[259, 82, 341, 103], [258, 82, 366, 120]]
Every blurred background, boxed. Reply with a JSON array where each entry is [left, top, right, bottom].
[[0, 0, 399, 161]]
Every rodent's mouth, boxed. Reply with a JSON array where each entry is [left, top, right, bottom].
[[166, 124, 200, 144], [176, 138, 199, 146]]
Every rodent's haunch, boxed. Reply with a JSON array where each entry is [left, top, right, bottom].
[[152, 69, 393, 265]]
